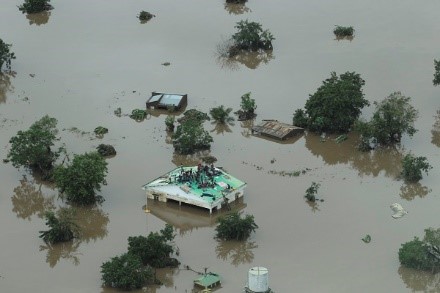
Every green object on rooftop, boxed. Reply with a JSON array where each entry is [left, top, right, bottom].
[[194, 273, 221, 289]]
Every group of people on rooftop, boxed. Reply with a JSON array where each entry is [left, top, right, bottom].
[[176, 163, 222, 189]]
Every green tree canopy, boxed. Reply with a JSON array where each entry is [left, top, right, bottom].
[[401, 154, 432, 182], [19, 0, 52, 14], [298, 72, 368, 133], [0, 38, 15, 71], [172, 114, 213, 155], [231, 20, 274, 51], [434, 59, 440, 86], [356, 92, 418, 147], [215, 212, 258, 241], [210, 105, 234, 124], [39, 209, 79, 244], [7, 115, 61, 176], [127, 224, 177, 268], [101, 253, 154, 290], [54, 152, 108, 205], [399, 228, 440, 273]]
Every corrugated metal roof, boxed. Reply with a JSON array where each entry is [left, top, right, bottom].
[[252, 120, 303, 140], [194, 273, 221, 288], [160, 94, 183, 106]]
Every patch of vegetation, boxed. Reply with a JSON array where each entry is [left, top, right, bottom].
[[138, 11, 155, 22], [165, 115, 175, 132], [114, 107, 122, 117], [235, 92, 257, 121], [173, 118, 213, 155], [215, 212, 258, 241], [96, 144, 116, 157], [292, 109, 308, 128], [54, 152, 108, 205], [210, 105, 234, 124], [305, 182, 320, 202], [7, 115, 61, 178], [130, 109, 147, 121], [333, 25, 354, 38], [177, 109, 210, 124], [355, 92, 418, 148], [127, 224, 178, 268], [362, 234, 371, 243], [39, 209, 79, 244], [401, 154, 432, 182], [101, 253, 154, 290], [226, 0, 247, 3], [294, 72, 368, 133], [228, 20, 274, 56], [94, 126, 108, 137], [19, 0, 53, 14], [399, 228, 440, 273], [434, 60, 440, 86], [0, 38, 16, 71]]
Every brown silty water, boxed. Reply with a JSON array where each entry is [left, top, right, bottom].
[[1, 0, 440, 292]]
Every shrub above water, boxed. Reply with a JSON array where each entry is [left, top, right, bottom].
[[0, 38, 16, 71], [215, 212, 258, 240], [433, 59, 440, 86], [138, 11, 155, 22], [401, 154, 432, 182], [230, 20, 274, 55], [333, 25, 355, 38], [19, 0, 53, 14]]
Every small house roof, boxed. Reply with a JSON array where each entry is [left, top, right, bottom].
[[160, 94, 183, 107], [194, 273, 221, 288], [252, 120, 304, 140]]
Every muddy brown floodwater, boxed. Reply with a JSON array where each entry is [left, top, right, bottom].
[[1, 0, 440, 292]]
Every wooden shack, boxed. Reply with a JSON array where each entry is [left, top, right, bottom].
[[146, 92, 188, 110], [252, 120, 304, 140]]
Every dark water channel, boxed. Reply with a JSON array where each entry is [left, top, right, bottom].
[[1, 0, 440, 292]]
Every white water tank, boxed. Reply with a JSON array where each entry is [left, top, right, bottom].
[[248, 267, 269, 292]]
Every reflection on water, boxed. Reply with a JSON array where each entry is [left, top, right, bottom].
[[400, 183, 431, 201], [307, 200, 321, 213], [40, 240, 81, 268], [210, 122, 233, 135], [431, 110, 440, 148], [171, 150, 212, 166], [0, 73, 13, 103], [240, 119, 254, 138], [305, 133, 404, 178], [39, 205, 109, 267], [224, 3, 251, 15], [398, 266, 440, 292], [71, 205, 109, 242], [216, 240, 256, 266], [335, 35, 354, 42], [147, 198, 246, 236], [218, 50, 274, 70], [11, 177, 55, 220], [26, 11, 51, 26]]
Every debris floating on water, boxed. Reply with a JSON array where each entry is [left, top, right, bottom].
[[390, 203, 408, 219], [362, 235, 371, 243]]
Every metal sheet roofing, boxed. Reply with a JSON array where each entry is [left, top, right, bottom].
[[252, 120, 304, 140], [194, 273, 221, 288]]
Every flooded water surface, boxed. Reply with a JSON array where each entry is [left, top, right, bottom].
[[1, 0, 440, 292]]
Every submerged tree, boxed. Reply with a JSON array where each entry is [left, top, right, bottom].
[[54, 152, 108, 205], [101, 253, 154, 290], [304, 182, 320, 202], [210, 105, 234, 124], [0, 38, 16, 71], [127, 224, 177, 268], [356, 92, 418, 148], [401, 154, 432, 182], [39, 209, 79, 244], [19, 0, 53, 14], [434, 59, 440, 86], [235, 92, 257, 120], [399, 228, 440, 273], [7, 115, 61, 177], [173, 111, 213, 155], [294, 72, 368, 133], [231, 20, 274, 53], [138, 11, 155, 22], [333, 25, 355, 39], [215, 212, 258, 241]]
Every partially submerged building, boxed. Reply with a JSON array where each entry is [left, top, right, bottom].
[[252, 120, 304, 141], [146, 92, 188, 111], [142, 166, 247, 214]]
